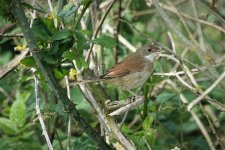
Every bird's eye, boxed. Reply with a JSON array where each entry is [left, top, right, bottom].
[[147, 48, 152, 52]]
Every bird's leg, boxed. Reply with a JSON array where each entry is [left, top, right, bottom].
[[105, 89, 143, 111], [126, 87, 143, 102]]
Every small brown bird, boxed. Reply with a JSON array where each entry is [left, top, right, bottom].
[[70, 43, 161, 90]]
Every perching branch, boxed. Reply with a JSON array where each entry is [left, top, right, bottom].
[[108, 95, 144, 116]]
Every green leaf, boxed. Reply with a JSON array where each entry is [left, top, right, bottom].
[[75, 31, 86, 42], [42, 17, 57, 34], [90, 35, 117, 48], [58, 37, 75, 52], [156, 92, 176, 103], [80, 29, 91, 35], [20, 57, 36, 67], [0, 138, 12, 150], [153, 60, 163, 72], [58, 4, 78, 19], [49, 42, 59, 55], [81, 0, 92, 5], [17, 91, 32, 103], [52, 29, 72, 41], [32, 19, 51, 41], [21, 131, 35, 139], [74, 50, 88, 69], [21, 2, 46, 13], [0, 118, 18, 134], [70, 135, 96, 150], [121, 125, 134, 134], [53, 68, 64, 79], [145, 129, 157, 145], [10, 100, 26, 127], [143, 116, 154, 131], [62, 51, 76, 60], [43, 55, 58, 64]]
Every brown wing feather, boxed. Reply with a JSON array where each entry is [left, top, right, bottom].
[[101, 54, 145, 78]]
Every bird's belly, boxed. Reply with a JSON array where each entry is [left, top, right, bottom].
[[113, 70, 152, 90]]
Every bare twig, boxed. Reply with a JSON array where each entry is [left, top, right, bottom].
[[162, 4, 225, 34], [119, 111, 128, 128], [199, 104, 225, 149], [114, 0, 122, 63], [162, 79, 215, 150], [133, 5, 225, 34], [86, 0, 116, 61], [34, 75, 54, 150], [152, 0, 225, 90], [0, 87, 13, 102], [167, 32, 176, 53], [73, 1, 92, 30], [104, 24, 136, 52], [187, 71, 225, 111], [179, 94, 215, 150], [0, 33, 24, 37], [0, 22, 17, 34], [153, 69, 199, 77], [159, 53, 225, 112], [65, 76, 71, 150], [0, 49, 29, 79]]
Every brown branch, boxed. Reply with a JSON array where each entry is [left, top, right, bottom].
[[0, 49, 29, 79]]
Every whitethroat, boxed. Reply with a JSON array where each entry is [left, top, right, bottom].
[[70, 43, 161, 90]]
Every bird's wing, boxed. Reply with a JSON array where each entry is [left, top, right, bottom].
[[101, 54, 145, 78]]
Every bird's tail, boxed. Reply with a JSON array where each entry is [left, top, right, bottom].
[[68, 77, 108, 86]]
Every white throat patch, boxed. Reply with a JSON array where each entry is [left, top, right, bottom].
[[145, 54, 155, 62]]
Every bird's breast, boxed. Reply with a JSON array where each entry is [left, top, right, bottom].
[[110, 67, 153, 90]]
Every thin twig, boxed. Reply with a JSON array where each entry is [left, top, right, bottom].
[[0, 33, 24, 37], [167, 32, 176, 53], [187, 71, 225, 111], [65, 76, 71, 150], [73, 1, 92, 30], [199, 104, 225, 149], [164, 4, 225, 34], [159, 53, 225, 112], [86, 0, 116, 61], [34, 75, 54, 150], [119, 111, 128, 128], [133, 5, 225, 34], [0, 87, 13, 102], [179, 94, 215, 150], [103, 24, 136, 52], [163, 79, 215, 150], [153, 69, 199, 77], [114, 0, 122, 64], [152, 0, 225, 90]]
